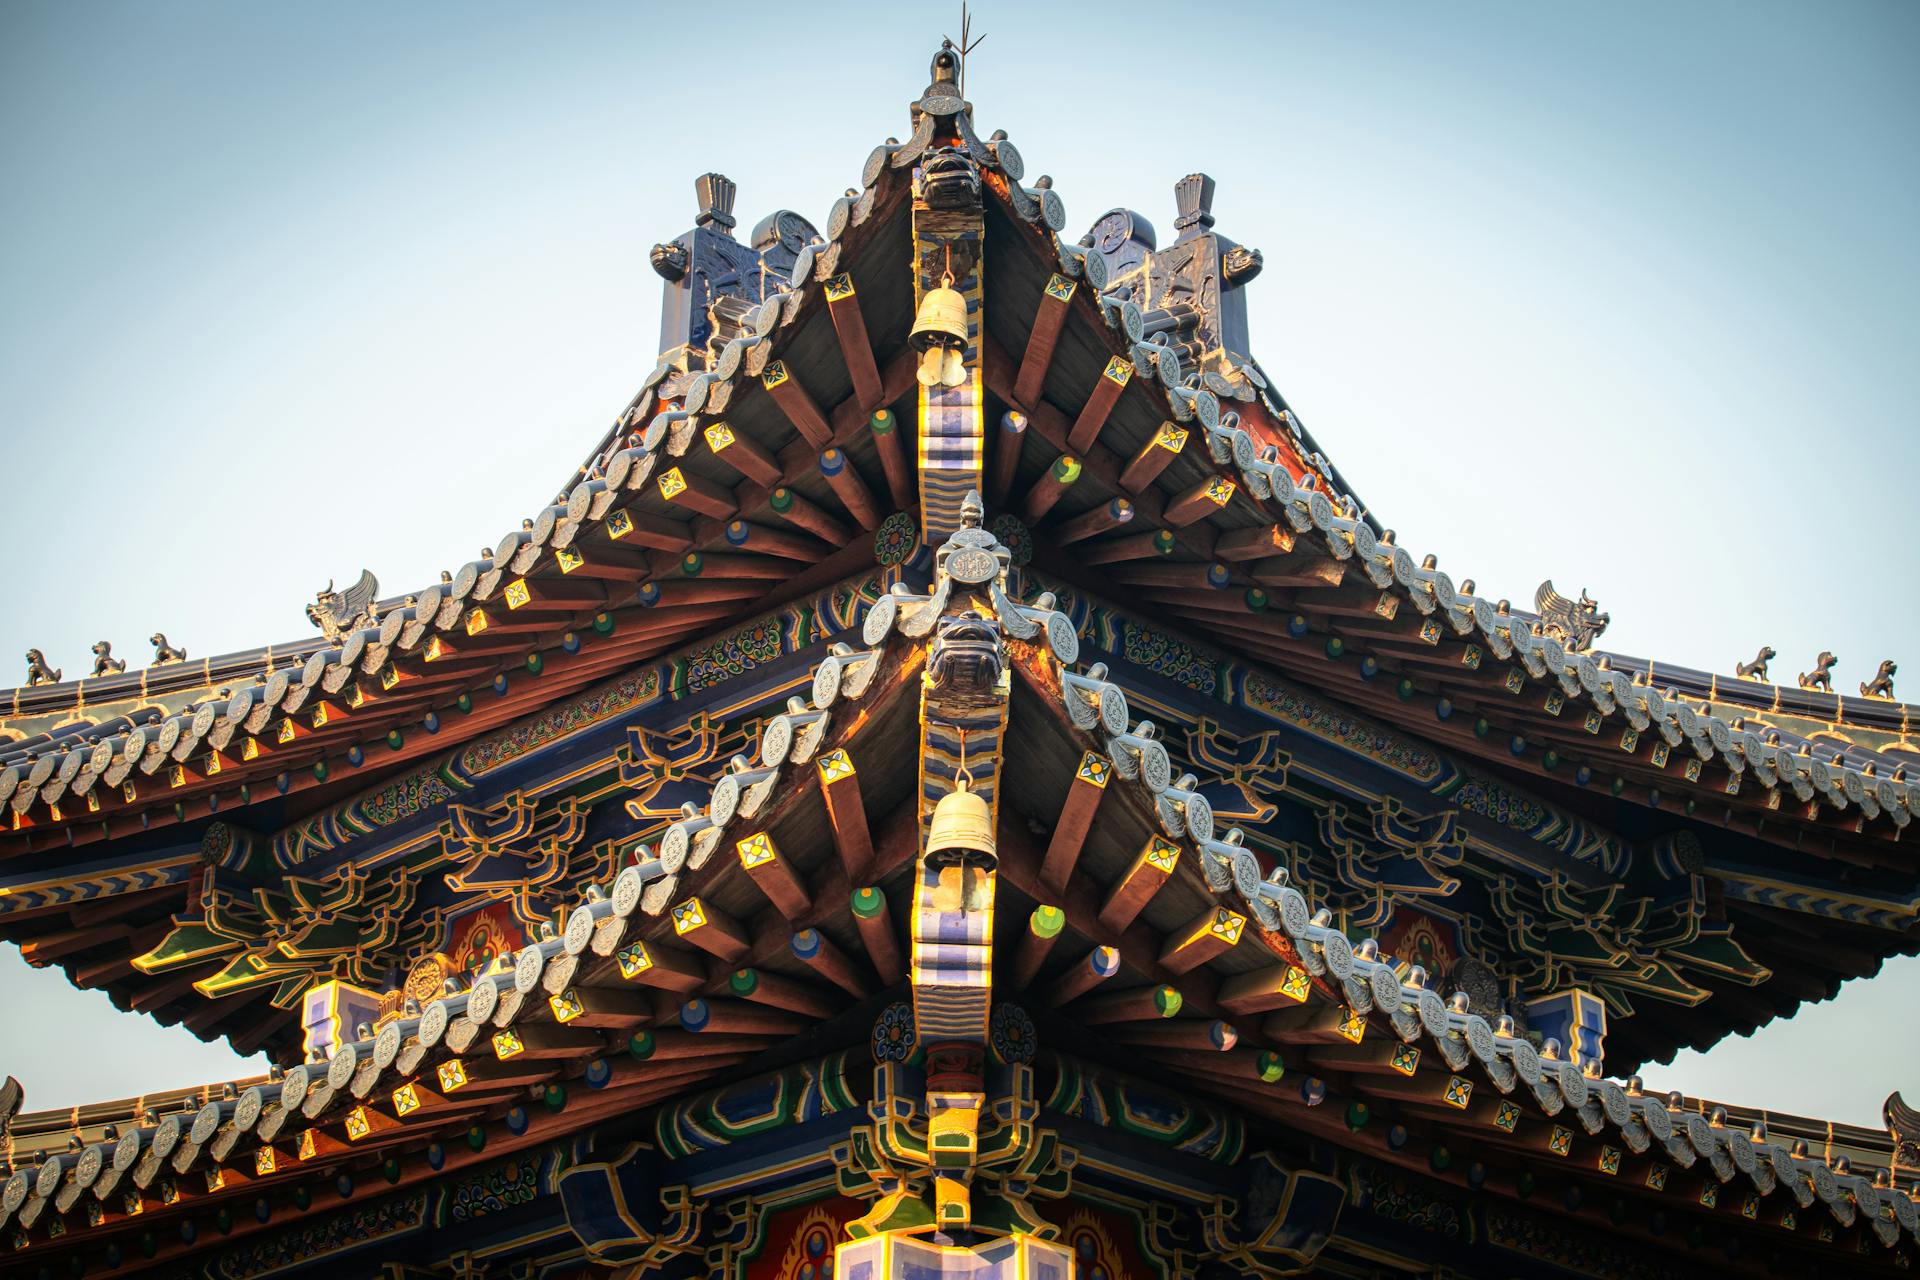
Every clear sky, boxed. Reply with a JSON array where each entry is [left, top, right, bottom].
[[1, 2, 1915, 1124]]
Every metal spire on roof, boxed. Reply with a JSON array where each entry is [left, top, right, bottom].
[[944, 2, 986, 98]]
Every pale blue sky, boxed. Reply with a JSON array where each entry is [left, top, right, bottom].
[[1, 2, 1915, 1123]]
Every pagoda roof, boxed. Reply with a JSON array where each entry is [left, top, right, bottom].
[[2, 115, 1912, 857], [0, 44, 1916, 1275], [3, 607, 1916, 1270], [2, 106, 1914, 852], [2, 113, 1912, 1058]]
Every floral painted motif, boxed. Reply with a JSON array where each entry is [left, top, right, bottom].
[[989, 514, 1032, 567], [874, 511, 921, 567], [1241, 672, 1442, 781], [448, 900, 525, 978], [773, 1206, 838, 1280], [213, 1192, 428, 1278], [990, 1002, 1036, 1064], [1378, 908, 1463, 981], [1068, 1213, 1125, 1280], [1484, 1208, 1691, 1280], [1352, 1162, 1464, 1238], [1122, 622, 1219, 697], [359, 768, 459, 828], [436, 1153, 547, 1224], [462, 668, 660, 774], [202, 822, 234, 863], [738, 1198, 867, 1280], [678, 618, 793, 694], [1447, 776, 1548, 830], [872, 1001, 916, 1062]]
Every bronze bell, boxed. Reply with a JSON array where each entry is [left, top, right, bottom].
[[926, 780, 995, 869], [911, 282, 970, 389]]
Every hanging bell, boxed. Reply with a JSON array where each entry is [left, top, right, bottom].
[[925, 779, 995, 869], [911, 282, 970, 389]]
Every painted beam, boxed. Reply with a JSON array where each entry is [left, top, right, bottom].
[[655, 466, 738, 521], [1022, 454, 1082, 524], [1055, 498, 1134, 545], [611, 938, 711, 994], [668, 896, 751, 962], [1109, 1019, 1239, 1052], [1157, 907, 1248, 975], [727, 967, 838, 1019], [789, 927, 873, 998], [1013, 274, 1076, 410], [1044, 945, 1121, 1005], [1117, 420, 1189, 494], [824, 274, 884, 412], [1039, 750, 1109, 896], [1096, 835, 1181, 935], [818, 748, 875, 884], [869, 410, 914, 510], [606, 507, 698, 553], [985, 410, 1027, 508], [1005, 904, 1065, 992], [762, 360, 835, 449], [546, 983, 654, 1030], [1075, 982, 1183, 1025], [1080, 529, 1177, 566], [1213, 523, 1297, 561], [704, 420, 785, 488], [1067, 355, 1134, 454], [719, 520, 827, 562], [852, 885, 903, 986], [735, 830, 812, 920], [1216, 962, 1315, 1016], [820, 448, 882, 531], [769, 486, 853, 545], [1163, 476, 1237, 528], [680, 997, 809, 1037]]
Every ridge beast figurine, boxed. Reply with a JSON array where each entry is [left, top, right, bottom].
[[1533, 580, 1609, 652], [1862, 659, 1897, 700], [90, 641, 125, 677], [305, 570, 379, 644], [1799, 651, 1838, 692], [1735, 645, 1775, 681], [23, 648, 59, 686]]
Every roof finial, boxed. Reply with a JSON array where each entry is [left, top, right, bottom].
[[1174, 173, 1217, 237], [944, 2, 986, 99], [694, 173, 737, 232]]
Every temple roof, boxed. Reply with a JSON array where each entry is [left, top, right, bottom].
[[0, 42, 1916, 1275], [4, 598, 1919, 1270], [3, 124, 1912, 854]]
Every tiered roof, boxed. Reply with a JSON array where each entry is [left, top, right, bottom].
[[1, 41, 1914, 1278], [5, 593, 1919, 1271]]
